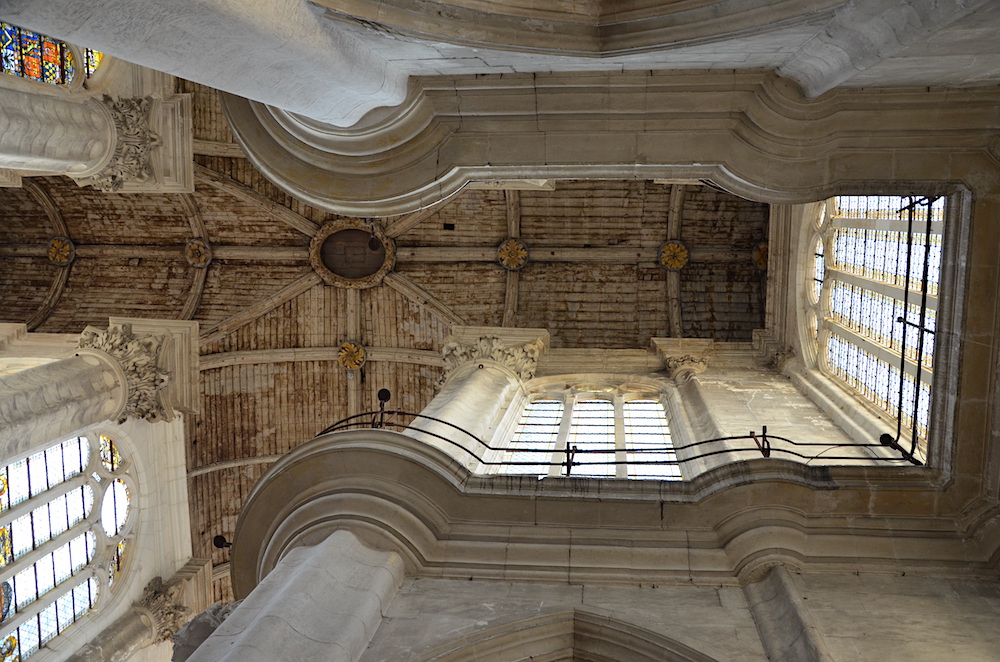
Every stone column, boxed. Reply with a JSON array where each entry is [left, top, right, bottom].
[[186, 530, 404, 662], [406, 330, 546, 471], [663, 354, 740, 477], [0, 322, 170, 460], [742, 564, 834, 662], [0, 88, 161, 191], [66, 569, 202, 662]]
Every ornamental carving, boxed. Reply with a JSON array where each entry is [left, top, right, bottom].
[[442, 335, 544, 381], [81, 96, 162, 192], [752, 240, 769, 271], [337, 341, 366, 370], [310, 219, 396, 289], [664, 355, 709, 380], [137, 576, 189, 643], [47, 236, 76, 266], [184, 238, 212, 268], [659, 241, 689, 270], [77, 323, 171, 423], [496, 238, 528, 271]]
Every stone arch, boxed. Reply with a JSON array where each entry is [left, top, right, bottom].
[[412, 609, 722, 662]]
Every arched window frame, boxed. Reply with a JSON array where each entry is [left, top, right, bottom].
[[0, 428, 137, 662], [791, 191, 971, 468], [0, 23, 109, 99], [491, 378, 682, 481]]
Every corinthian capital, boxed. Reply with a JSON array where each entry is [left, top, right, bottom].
[[79, 96, 162, 192], [77, 322, 171, 423], [137, 576, 190, 644], [443, 335, 544, 382]]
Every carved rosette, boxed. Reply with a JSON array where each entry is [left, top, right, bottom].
[[442, 335, 543, 382], [137, 577, 189, 644], [659, 241, 689, 270], [664, 355, 709, 381], [337, 341, 366, 370], [80, 96, 162, 192], [47, 236, 76, 266], [752, 240, 769, 271], [497, 238, 528, 271], [77, 323, 171, 423], [184, 238, 212, 268]]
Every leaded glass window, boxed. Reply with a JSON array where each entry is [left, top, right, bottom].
[[0, 435, 133, 660], [0, 22, 103, 85], [501, 393, 680, 480], [812, 195, 944, 456]]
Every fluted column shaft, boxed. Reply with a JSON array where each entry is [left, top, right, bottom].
[[0, 87, 114, 176], [0, 351, 125, 461]]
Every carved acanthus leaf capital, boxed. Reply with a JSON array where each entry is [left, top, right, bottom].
[[78, 323, 171, 423], [80, 96, 162, 192], [664, 355, 709, 380], [442, 335, 544, 382], [137, 576, 190, 644]]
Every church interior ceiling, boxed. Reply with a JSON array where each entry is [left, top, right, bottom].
[[0, 81, 772, 600]]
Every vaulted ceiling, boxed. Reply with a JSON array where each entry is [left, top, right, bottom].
[[0, 81, 769, 600]]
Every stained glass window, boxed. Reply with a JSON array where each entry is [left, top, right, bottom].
[[816, 195, 944, 454], [0, 22, 103, 85], [0, 435, 133, 660], [500, 395, 680, 480]]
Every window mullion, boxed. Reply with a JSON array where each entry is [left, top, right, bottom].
[[613, 396, 626, 479], [0, 573, 92, 645], [0, 519, 92, 587], [550, 396, 574, 477], [0, 474, 89, 532]]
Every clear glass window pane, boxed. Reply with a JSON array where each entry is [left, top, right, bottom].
[[566, 400, 615, 478], [504, 400, 563, 476], [624, 400, 680, 480]]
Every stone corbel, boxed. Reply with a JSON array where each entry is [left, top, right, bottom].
[[752, 328, 795, 371], [663, 355, 709, 383], [442, 327, 549, 382]]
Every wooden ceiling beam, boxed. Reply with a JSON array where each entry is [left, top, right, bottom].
[[199, 346, 444, 370], [383, 272, 465, 326], [195, 164, 320, 237]]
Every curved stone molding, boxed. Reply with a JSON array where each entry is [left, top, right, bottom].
[[173, 601, 243, 662], [221, 72, 999, 216], [442, 335, 543, 382], [228, 428, 992, 599], [136, 576, 190, 643], [74, 96, 161, 192], [77, 322, 172, 423]]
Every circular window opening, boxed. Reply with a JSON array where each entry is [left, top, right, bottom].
[[320, 229, 386, 279]]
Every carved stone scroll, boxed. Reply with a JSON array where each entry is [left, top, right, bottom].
[[137, 576, 191, 644], [664, 355, 709, 381]]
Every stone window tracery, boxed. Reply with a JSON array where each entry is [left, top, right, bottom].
[[0, 23, 102, 85], [501, 390, 681, 480], [0, 434, 133, 660], [809, 195, 944, 458]]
